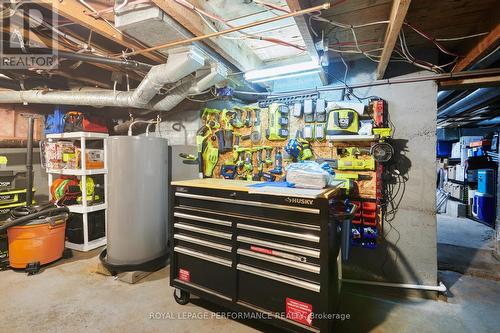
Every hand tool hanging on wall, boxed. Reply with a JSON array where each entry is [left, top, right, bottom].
[[201, 108, 221, 130], [202, 136, 219, 177], [333, 172, 371, 194], [253, 147, 264, 181], [371, 128, 394, 162], [250, 109, 262, 144], [221, 109, 234, 152], [269, 148, 283, 175], [195, 125, 210, 178], [299, 139, 313, 161], [286, 131, 313, 162], [243, 149, 254, 181], [216, 130, 225, 153], [263, 146, 273, 166], [244, 108, 253, 128], [229, 108, 244, 128]]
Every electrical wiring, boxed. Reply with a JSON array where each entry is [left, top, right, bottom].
[[173, 0, 306, 51], [435, 32, 489, 42], [253, 0, 290, 14], [311, 12, 484, 74], [399, 28, 459, 73], [78, 0, 124, 36], [403, 21, 459, 57], [83, 0, 149, 17], [186, 86, 218, 102]]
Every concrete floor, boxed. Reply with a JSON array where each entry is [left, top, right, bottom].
[[437, 213, 500, 280], [1, 249, 500, 333], [437, 214, 494, 250]]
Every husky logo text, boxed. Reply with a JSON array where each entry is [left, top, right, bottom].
[[285, 197, 314, 205]]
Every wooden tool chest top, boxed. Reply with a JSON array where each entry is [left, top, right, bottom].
[[170, 179, 345, 333]]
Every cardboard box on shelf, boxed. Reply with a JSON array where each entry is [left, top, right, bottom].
[[455, 164, 465, 182]]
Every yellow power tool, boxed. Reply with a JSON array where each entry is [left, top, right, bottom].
[[332, 147, 375, 171]]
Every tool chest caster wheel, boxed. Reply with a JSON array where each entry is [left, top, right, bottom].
[[174, 289, 190, 305]]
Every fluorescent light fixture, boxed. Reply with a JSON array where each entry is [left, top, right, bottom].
[[244, 61, 321, 82]]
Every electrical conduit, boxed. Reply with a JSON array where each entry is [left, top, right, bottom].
[[342, 279, 447, 292]]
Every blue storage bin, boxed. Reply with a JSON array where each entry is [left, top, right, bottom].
[[437, 141, 453, 157], [472, 193, 495, 226], [478, 169, 495, 195]]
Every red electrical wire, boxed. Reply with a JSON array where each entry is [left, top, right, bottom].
[[173, 0, 306, 51], [404, 21, 460, 57]]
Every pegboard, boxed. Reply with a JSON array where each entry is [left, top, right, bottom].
[[207, 104, 378, 200]]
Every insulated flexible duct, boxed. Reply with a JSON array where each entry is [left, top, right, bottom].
[[0, 46, 225, 112]]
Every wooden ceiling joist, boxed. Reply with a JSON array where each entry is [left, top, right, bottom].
[[286, 0, 328, 85], [439, 75, 500, 90], [37, 0, 164, 64], [151, 0, 263, 71], [375, 0, 411, 79], [453, 23, 500, 73]]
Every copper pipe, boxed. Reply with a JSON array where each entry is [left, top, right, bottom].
[[122, 3, 330, 57]]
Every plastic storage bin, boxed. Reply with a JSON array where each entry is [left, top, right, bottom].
[[477, 169, 495, 195], [65, 211, 105, 244], [437, 141, 453, 157], [472, 193, 495, 226]]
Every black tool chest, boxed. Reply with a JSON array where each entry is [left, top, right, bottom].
[[170, 179, 346, 333]]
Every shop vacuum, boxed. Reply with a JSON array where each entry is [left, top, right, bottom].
[[0, 116, 71, 274]]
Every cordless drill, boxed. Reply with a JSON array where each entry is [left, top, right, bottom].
[[270, 147, 283, 175]]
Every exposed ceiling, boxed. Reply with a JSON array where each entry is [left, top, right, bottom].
[[200, 0, 307, 63], [0, 0, 499, 121], [315, 0, 499, 74]]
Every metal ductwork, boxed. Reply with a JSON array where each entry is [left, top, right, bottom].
[[129, 46, 205, 107], [0, 47, 228, 111], [189, 63, 228, 95]]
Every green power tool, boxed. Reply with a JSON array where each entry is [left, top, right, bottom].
[[332, 147, 375, 171], [202, 137, 219, 177], [195, 125, 210, 178], [230, 107, 245, 128], [243, 149, 254, 181], [263, 146, 273, 165], [333, 172, 372, 194], [253, 147, 264, 181]]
